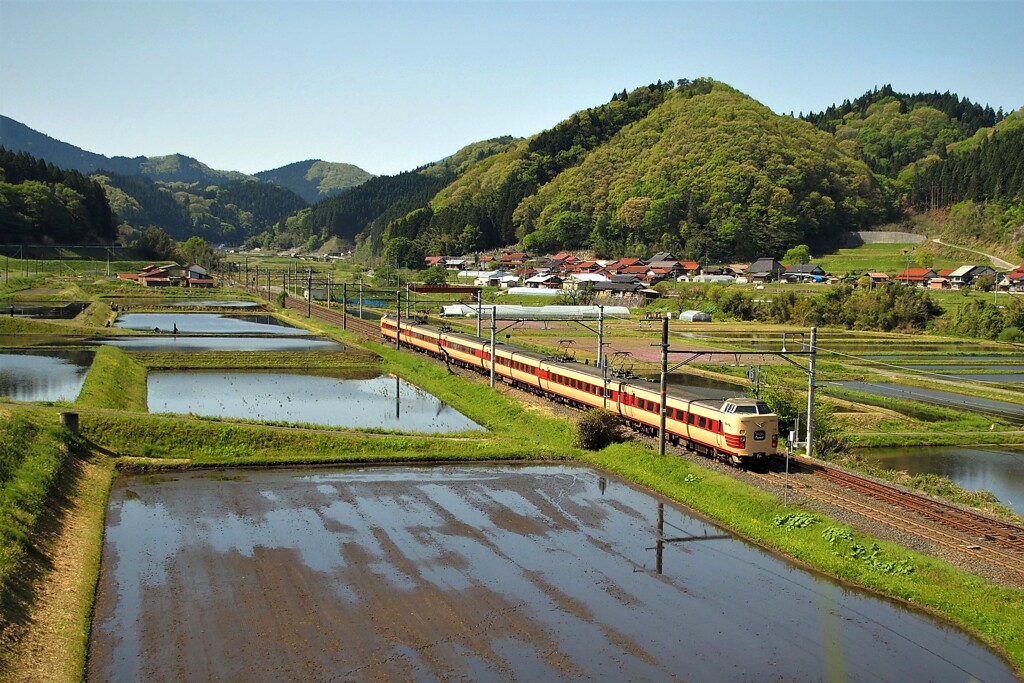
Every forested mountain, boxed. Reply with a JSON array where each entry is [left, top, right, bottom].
[[802, 85, 1006, 179], [376, 80, 890, 261], [253, 137, 518, 253], [905, 111, 1024, 209], [94, 173, 308, 245], [0, 116, 253, 184], [255, 160, 375, 203], [360, 81, 1022, 263], [0, 147, 117, 244]]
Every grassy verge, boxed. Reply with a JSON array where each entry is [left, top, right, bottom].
[[74, 301, 113, 328], [0, 410, 76, 597], [581, 443, 1024, 674], [132, 349, 380, 371], [0, 407, 99, 683], [76, 346, 148, 412]]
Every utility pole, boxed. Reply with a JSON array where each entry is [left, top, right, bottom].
[[306, 268, 312, 318], [395, 290, 401, 350], [342, 282, 347, 330], [659, 316, 669, 456], [489, 305, 497, 388], [476, 289, 482, 338], [806, 326, 817, 459], [597, 305, 605, 367]]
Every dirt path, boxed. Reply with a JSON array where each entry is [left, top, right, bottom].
[[0, 454, 112, 683], [932, 238, 1017, 269]]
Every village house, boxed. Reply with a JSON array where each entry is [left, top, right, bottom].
[[524, 274, 563, 289], [783, 264, 828, 283], [592, 278, 645, 297], [500, 251, 528, 269], [746, 258, 786, 283], [424, 256, 446, 269], [116, 263, 215, 288], [1006, 266, 1024, 292], [866, 272, 890, 286], [896, 267, 937, 286], [605, 257, 645, 274], [947, 265, 997, 289], [564, 272, 610, 290]]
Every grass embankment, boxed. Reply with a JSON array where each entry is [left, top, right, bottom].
[[74, 301, 114, 328], [0, 407, 108, 683], [132, 348, 380, 371], [583, 444, 1024, 675], [80, 340, 573, 467], [76, 346, 148, 412]]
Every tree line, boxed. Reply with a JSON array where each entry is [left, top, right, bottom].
[[0, 147, 117, 244]]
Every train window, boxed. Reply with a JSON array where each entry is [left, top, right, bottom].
[[687, 413, 695, 425], [698, 417, 707, 429]]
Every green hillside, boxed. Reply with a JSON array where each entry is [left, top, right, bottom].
[[390, 80, 891, 260], [255, 160, 375, 203], [94, 173, 309, 245]]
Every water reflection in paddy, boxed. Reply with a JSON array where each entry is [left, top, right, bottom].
[[157, 299, 260, 308], [99, 336, 344, 352], [114, 312, 307, 335], [148, 372, 483, 432], [88, 465, 1018, 682], [829, 381, 1024, 425], [860, 445, 1024, 512], [0, 349, 94, 401]]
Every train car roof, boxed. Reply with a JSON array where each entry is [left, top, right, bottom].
[[395, 318, 746, 407]]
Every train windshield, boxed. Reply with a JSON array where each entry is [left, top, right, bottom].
[[727, 400, 772, 414]]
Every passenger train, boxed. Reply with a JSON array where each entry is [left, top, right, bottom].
[[381, 315, 780, 465]]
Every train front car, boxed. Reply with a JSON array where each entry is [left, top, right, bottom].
[[718, 397, 780, 465]]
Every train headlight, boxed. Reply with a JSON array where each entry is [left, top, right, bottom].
[[771, 434, 778, 448]]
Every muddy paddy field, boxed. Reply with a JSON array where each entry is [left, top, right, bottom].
[[89, 465, 1016, 682]]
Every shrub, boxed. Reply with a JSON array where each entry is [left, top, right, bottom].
[[997, 326, 1024, 343], [574, 409, 625, 451]]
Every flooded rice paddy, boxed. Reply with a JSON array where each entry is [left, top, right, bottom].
[[829, 381, 1024, 425], [4, 300, 89, 319], [88, 465, 1018, 682], [861, 445, 1024, 513], [148, 372, 484, 432], [0, 348, 94, 402], [114, 312, 308, 335], [157, 299, 260, 308], [98, 336, 345, 352]]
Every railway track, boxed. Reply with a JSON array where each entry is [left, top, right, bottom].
[[794, 458, 1024, 554], [280, 295, 382, 338], [749, 470, 1024, 582]]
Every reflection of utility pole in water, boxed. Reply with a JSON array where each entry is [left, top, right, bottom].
[[643, 502, 731, 575], [395, 375, 400, 420]]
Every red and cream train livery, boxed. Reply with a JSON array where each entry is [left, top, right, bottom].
[[381, 316, 779, 465]]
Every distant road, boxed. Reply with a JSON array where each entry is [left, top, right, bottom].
[[932, 238, 1016, 269]]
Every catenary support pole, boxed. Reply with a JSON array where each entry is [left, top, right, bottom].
[[489, 304, 497, 388], [395, 290, 401, 350], [806, 326, 817, 458], [659, 316, 669, 456]]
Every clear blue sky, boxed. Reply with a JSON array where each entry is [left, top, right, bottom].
[[2, 1, 1022, 177]]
